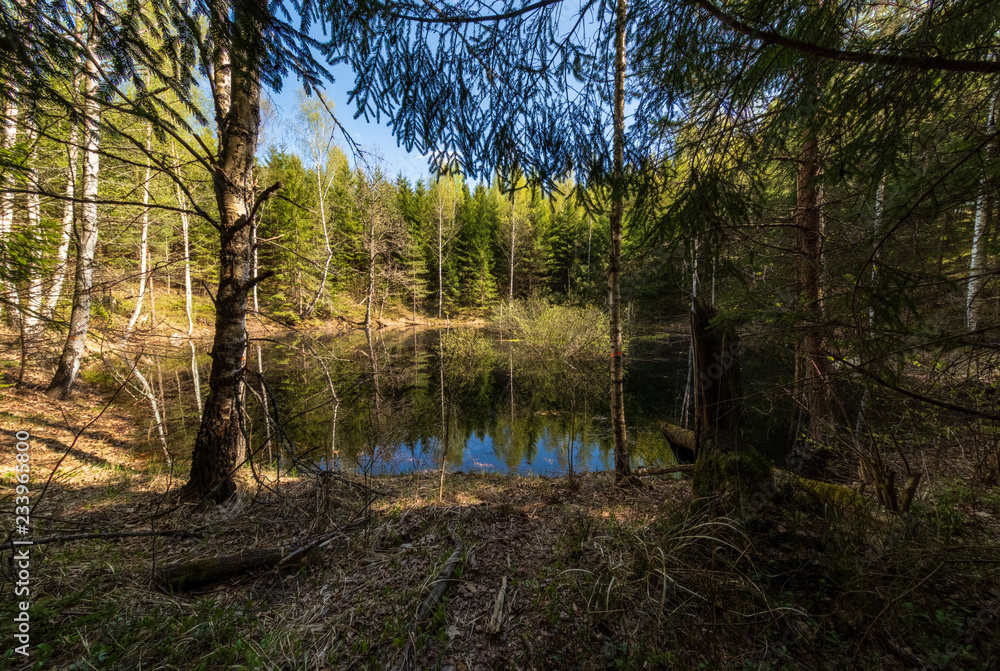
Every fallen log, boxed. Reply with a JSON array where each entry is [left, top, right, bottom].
[[155, 518, 367, 591], [0, 527, 209, 552], [155, 548, 295, 591], [634, 464, 695, 476], [659, 421, 697, 464], [396, 529, 465, 671]]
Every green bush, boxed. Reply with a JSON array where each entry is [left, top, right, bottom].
[[489, 297, 612, 358]]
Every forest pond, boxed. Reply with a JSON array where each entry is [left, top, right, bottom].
[[146, 327, 787, 476]]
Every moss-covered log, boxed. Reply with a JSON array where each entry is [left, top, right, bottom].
[[155, 548, 297, 590], [660, 421, 697, 464], [796, 476, 870, 511], [692, 447, 772, 499]]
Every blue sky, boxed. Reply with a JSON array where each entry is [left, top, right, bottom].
[[264, 62, 433, 183]]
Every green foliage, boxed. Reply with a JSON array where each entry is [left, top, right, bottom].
[[489, 297, 611, 359]]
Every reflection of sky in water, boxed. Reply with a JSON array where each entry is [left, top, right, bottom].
[[349, 423, 637, 477], [149, 327, 789, 476]]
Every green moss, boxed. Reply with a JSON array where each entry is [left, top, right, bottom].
[[692, 446, 772, 499], [797, 477, 870, 511]]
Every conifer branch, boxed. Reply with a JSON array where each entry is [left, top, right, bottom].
[[693, 0, 1000, 74]]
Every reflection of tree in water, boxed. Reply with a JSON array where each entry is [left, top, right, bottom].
[[133, 327, 788, 475], [144, 328, 686, 476]]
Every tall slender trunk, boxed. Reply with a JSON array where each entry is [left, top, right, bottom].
[[0, 89, 18, 322], [794, 125, 829, 441], [184, 0, 266, 501], [46, 26, 101, 399], [681, 243, 699, 428], [967, 94, 997, 331], [23, 107, 43, 332], [255, 343, 270, 461], [365, 200, 376, 329], [304, 162, 334, 316], [168, 143, 197, 336], [609, 0, 631, 482], [438, 203, 444, 319], [967, 193, 989, 332], [124, 123, 153, 340], [310, 344, 339, 465], [45, 108, 80, 318], [855, 177, 885, 439], [190, 341, 203, 413], [509, 202, 517, 300]]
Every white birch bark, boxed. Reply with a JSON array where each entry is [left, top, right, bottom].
[[0, 92, 17, 321], [23, 110, 43, 332], [123, 122, 153, 340], [967, 94, 997, 332], [45, 112, 80, 318], [46, 24, 102, 399]]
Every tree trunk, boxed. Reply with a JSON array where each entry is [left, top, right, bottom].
[[855, 177, 885, 439], [124, 122, 153, 340], [46, 28, 101, 400], [438, 202, 444, 319], [365, 201, 376, 329], [303, 161, 334, 317], [168, 142, 197, 337], [509, 200, 517, 300], [794, 125, 829, 442], [609, 0, 631, 482], [23, 107, 43, 332], [183, 0, 265, 502], [967, 94, 996, 331], [690, 299, 744, 452], [0, 89, 18, 322], [155, 548, 293, 590], [45, 106, 80, 319]]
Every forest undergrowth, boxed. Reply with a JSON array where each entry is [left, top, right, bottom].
[[2, 356, 999, 671]]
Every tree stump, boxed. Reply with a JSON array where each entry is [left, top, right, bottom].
[[688, 299, 771, 498]]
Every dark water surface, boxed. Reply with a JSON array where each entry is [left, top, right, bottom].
[[146, 327, 788, 476]]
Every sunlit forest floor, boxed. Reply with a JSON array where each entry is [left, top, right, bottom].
[[2, 360, 1000, 671]]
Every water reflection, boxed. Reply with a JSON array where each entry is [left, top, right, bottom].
[[265, 328, 688, 475], [142, 328, 695, 476]]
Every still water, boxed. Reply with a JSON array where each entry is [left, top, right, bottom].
[[138, 327, 787, 476]]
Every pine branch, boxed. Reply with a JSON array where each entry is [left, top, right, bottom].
[[693, 0, 1000, 74]]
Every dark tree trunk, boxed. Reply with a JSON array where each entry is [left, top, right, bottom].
[[182, 0, 263, 502], [610, 0, 631, 482], [688, 300, 770, 499], [156, 548, 295, 590], [690, 299, 745, 454], [794, 127, 830, 441]]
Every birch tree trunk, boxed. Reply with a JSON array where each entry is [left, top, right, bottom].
[[124, 122, 153, 340], [0, 90, 17, 322], [46, 25, 101, 400], [45, 106, 80, 319], [609, 0, 631, 482], [438, 202, 444, 319], [180, 180, 195, 335], [183, 0, 271, 501], [509, 205, 517, 301], [366, 202, 376, 329], [23, 107, 43, 332], [967, 95, 997, 332], [303, 162, 334, 317]]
